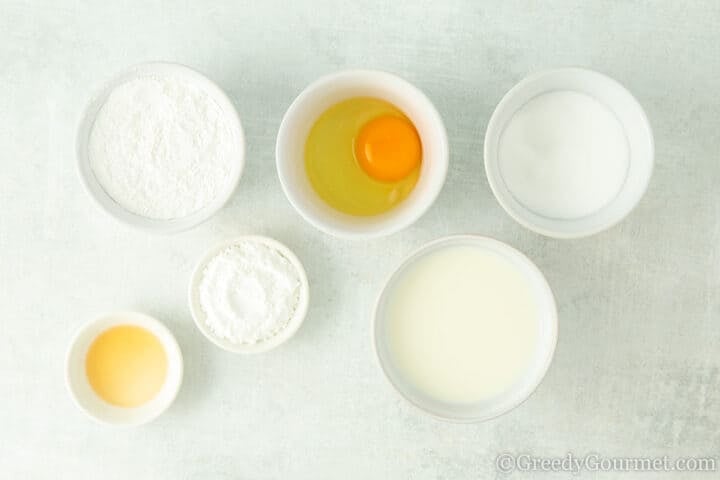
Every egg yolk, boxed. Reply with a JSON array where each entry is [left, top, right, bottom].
[[85, 325, 167, 408], [354, 115, 422, 182]]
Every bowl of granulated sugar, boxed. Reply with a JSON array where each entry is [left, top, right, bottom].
[[77, 62, 245, 233], [188, 236, 310, 354]]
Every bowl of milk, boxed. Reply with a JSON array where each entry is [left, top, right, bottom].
[[372, 235, 557, 422], [484, 68, 654, 238]]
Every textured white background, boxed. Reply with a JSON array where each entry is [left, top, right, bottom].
[[1, 1, 719, 478]]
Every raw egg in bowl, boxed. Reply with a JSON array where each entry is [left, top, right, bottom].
[[276, 70, 448, 238]]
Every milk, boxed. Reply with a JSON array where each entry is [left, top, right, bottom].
[[498, 90, 629, 219], [383, 245, 541, 404]]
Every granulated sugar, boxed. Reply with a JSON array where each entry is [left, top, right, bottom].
[[498, 90, 629, 219], [88, 75, 236, 220]]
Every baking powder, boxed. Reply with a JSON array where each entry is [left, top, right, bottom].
[[89, 75, 236, 219], [198, 240, 301, 344]]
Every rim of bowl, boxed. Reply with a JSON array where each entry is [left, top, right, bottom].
[[188, 235, 310, 354], [275, 69, 449, 239], [76, 61, 246, 234], [371, 234, 558, 423], [65, 311, 184, 427], [484, 67, 655, 239]]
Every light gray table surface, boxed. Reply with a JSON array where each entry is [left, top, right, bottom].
[[2, 1, 719, 478]]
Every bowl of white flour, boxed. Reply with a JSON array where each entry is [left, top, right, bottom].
[[189, 236, 309, 354], [77, 62, 245, 233]]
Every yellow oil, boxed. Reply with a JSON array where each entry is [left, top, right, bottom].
[[85, 325, 168, 408], [304, 97, 420, 216]]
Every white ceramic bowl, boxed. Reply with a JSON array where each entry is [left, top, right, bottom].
[[65, 311, 183, 427], [276, 70, 449, 239], [373, 235, 557, 422], [484, 67, 654, 238], [76, 62, 245, 234], [189, 236, 310, 354]]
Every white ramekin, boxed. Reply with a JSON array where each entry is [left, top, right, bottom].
[[372, 235, 558, 423], [484, 67, 654, 238], [188, 236, 310, 354], [65, 311, 183, 427], [276, 70, 449, 239], [76, 62, 245, 234]]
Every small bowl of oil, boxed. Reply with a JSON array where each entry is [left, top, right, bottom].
[[276, 70, 449, 238], [65, 311, 183, 427]]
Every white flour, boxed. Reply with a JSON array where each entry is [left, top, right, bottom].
[[88, 75, 235, 219], [199, 241, 301, 344]]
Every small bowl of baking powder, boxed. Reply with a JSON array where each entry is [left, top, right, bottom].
[[77, 62, 245, 233], [189, 236, 309, 353]]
